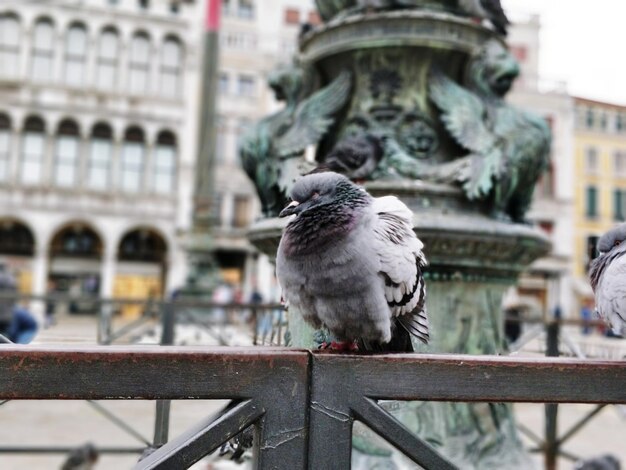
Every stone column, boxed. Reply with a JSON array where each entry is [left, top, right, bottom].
[[30, 243, 49, 319], [99, 244, 116, 299]]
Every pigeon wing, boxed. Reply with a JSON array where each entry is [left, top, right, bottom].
[[275, 70, 353, 159], [596, 254, 626, 336], [371, 196, 429, 344], [429, 69, 503, 198]]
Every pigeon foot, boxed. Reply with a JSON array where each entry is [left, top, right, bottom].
[[319, 340, 359, 352]]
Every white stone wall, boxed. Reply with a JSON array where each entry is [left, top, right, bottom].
[[0, 0, 204, 301]]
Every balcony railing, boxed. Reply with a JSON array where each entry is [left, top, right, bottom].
[[1, 346, 625, 469]]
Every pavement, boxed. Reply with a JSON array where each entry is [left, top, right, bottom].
[[0, 314, 624, 470]]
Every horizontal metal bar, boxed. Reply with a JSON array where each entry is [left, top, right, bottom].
[[312, 353, 626, 404], [1, 348, 625, 405], [0, 347, 310, 400], [0, 446, 145, 454], [0, 292, 282, 311]]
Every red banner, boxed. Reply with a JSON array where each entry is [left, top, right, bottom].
[[205, 0, 221, 32]]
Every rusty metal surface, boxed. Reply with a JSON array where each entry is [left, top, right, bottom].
[[1, 347, 625, 469], [311, 353, 626, 403]]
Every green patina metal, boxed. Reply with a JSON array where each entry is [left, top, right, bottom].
[[244, 2, 551, 468]]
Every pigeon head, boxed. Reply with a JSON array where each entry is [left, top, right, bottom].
[[589, 223, 626, 291], [279, 172, 365, 218], [597, 224, 626, 255]]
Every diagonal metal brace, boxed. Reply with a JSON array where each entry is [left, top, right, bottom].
[[353, 397, 459, 470], [134, 399, 264, 469]]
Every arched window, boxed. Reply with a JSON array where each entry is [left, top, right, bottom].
[[64, 23, 88, 86], [0, 220, 35, 256], [160, 36, 182, 97], [0, 14, 20, 79], [20, 116, 46, 185], [96, 27, 118, 90], [153, 131, 176, 194], [0, 114, 11, 182], [121, 126, 145, 192], [50, 224, 102, 259], [129, 32, 150, 94], [31, 18, 54, 82], [88, 123, 112, 190], [54, 119, 80, 187], [118, 229, 167, 263]]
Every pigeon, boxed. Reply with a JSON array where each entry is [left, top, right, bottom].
[[589, 224, 626, 336], [61, 442, 99, 470], [458, 0, 510, 36], [276, 171, 428, 352]]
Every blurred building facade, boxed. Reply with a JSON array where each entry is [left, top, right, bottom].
[[0, 0, 204, 308], [572, 97, 626, 307], [0, 0, 321, 309], [506, 14, 576, 317], [0, 1, 595, 315], [212, 0, 319, 299]]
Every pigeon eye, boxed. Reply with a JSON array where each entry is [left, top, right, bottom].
[[614, 240, 622, 247]]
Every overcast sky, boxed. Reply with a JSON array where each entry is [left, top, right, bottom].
[[502, 0, 626, 104]]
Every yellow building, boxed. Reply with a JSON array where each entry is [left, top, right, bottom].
[[574, 97, 626, 304]]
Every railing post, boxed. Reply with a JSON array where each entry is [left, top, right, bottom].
[[153, 302, 175, 449], [160, 303, 175, 346], [252, 307, 258, 346], [98, 302, 113, 345], [545, 320, 560, 470]]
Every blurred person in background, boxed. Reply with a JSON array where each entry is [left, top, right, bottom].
[[0, 264, 37, 344], [45, 279, 57, 327], [211, 280, 233, 324], [581, 299, 593, 335]]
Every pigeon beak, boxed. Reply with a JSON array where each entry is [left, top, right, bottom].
[[279, 201, 300, 218]]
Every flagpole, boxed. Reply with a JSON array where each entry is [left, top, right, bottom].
[[184, 0, 222, 295]]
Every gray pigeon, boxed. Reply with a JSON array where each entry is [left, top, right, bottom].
[[276, 172, 428, 352], [589, 224, 626, 336]]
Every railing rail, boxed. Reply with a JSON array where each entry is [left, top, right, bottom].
[[1, 346, 625, 469]]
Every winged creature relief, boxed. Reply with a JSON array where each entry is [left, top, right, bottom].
[[429, 39, 551, 222], [239, 66, 353, 217]]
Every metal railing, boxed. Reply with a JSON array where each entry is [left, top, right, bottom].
[[0, 293, 286, 346], [0, 346, 625, 469]]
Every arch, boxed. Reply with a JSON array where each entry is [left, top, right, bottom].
[[21, 115, 46, 185], [153, 129, 177, 194], [160, 35, 183, 97], [0, 113, 11, 182], [0, 113, 10, 129], [49, 222, 103, 259], [96, 26, 119, 90], [129, 31, 151, 94], [54, 118, 80, 187], [91, 121, 113, 139], [56, 118, 80, 136], [120, 126, 146, 192], [0, 218, 35, 256], [31, 17, 55, 82], [124, 125, 145, 142], [23, 115, 45, 132], [88, 122, 113, 190], [117, 227, 167, 263], [156, 129, 176, 146], [0, 13, 21, 80], [64, 22, 88, 87]]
